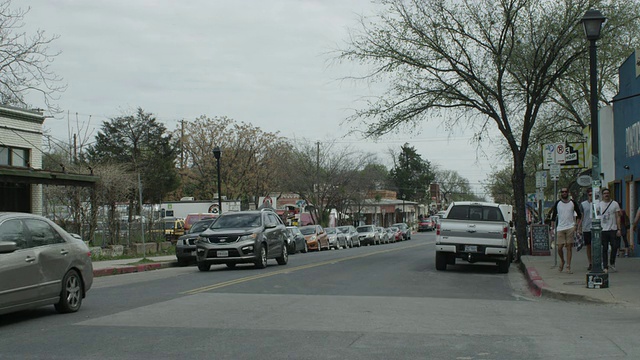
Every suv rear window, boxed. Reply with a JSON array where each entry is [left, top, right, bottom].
[[447, 205, 503, 221]]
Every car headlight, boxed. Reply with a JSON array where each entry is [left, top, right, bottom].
[[311, 236, 317, 241], [196, 236, 210, 243], [238, 234, 258, 242], [176, 239, 184, 246]]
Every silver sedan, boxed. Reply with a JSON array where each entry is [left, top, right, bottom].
[[0, 212, 93, 315]]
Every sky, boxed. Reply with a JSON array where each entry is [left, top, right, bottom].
[[23, 0, 504, 197]]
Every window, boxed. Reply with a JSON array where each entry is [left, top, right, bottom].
[[0, 146, 29, 167], [24, 219, 65, 246], [0, 219, 28, 249], [0, 147, 7, 165]]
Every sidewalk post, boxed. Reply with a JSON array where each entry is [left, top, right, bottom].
[[581, 9, 608, 288]]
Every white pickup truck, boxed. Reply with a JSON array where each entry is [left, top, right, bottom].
[[435, 201, 514, 273]]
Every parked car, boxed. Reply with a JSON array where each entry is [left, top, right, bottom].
[[184, 213, 217, 232], [195, 209, 288, 270], [176, 218, 216, 266], [0, 212, 93, 315], [356, 225, 379, 246], [418, 217, 435, 232], [386, 227, 401, 242], [299, 225, 329, 251], [392, 222, 412, 240], [326, 227, 348, 250], [286, 226, 308, 254], [337, 225, 360, 247], [376, 227, 390, 244]]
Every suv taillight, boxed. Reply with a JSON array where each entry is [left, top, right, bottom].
[[436, 224, 441, 236], [502, 226, 508, 239]]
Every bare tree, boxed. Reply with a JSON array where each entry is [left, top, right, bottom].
[[93, 162, 136, 246], [434, 168, 481, 205], [174, 116, 290, 205], [0, 0, 65, 109], [278, 140, 378, 225], [339, 0, 640, 254]]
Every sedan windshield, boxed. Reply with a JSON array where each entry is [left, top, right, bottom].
[[337, 227, 349, 233], [356, 226, 374, 233], [211, 214, 261, 229]]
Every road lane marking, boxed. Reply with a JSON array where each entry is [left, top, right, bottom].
[[183, 242, 429, 295]]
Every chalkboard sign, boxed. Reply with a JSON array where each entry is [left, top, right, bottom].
[[530, 224, 551, 256]]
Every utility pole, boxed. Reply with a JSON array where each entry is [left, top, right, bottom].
[[180, 119, 185, 169]]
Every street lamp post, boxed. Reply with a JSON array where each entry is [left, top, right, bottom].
[[213, 146, 222, 214], [582, 9, 607, 289]]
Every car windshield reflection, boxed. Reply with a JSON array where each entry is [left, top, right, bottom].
[[211, 214, 261, 229]]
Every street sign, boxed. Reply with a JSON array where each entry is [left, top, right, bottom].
[[536, 188, 544, 202], [543, 143, 566, 166], [577, 174, 592, 186], [527, 193, 536, 203], [535, 171, 548, 188], [550, 164, 561, 180]]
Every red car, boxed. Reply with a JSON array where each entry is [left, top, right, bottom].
[[418, 217, 435, 232]]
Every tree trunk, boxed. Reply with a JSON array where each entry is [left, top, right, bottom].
[[512, 154, 529, 256]]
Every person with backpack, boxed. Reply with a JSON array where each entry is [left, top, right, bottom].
[[549, 187, 583, 274]]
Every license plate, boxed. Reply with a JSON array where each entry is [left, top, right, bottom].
[[217, 250, 229, 257], [465, 245, 478, 252]]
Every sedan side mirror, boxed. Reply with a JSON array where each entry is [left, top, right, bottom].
[[0, 241, 18, 254]]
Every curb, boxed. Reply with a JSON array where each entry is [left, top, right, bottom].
[[517, 260, 608, 304], [93, 261, 178, 278]]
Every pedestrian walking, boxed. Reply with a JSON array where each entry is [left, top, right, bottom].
[[598, 188, 621, 273], [618, 208, 631, 257], [549, 187, 583, 274], [581, 189, 593, 271]]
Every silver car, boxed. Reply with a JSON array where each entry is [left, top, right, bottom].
[[0, 212, 93, 315]]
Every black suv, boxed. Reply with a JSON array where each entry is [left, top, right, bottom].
[[195, 209, 288, 270]]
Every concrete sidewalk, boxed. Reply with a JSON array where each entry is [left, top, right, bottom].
[[91, 255, 178, 277], [520, 247, 640, 307]]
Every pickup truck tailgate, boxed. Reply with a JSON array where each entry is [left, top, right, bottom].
[[438, 220, 507, 247]]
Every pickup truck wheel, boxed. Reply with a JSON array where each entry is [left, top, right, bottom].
[[198, 262, 211, 272], [497, 260, 510, 273], [435, 252, 447, 271]]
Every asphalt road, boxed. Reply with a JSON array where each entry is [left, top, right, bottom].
[[1, 232, 639, 359]]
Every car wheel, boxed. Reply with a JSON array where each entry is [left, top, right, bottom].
[[435, 251, 447, 271], [54, 270, 83, 313], [226, 263, 236, 269], [198, 262, 211, 272], [254, 246, 268, 268], [302, 241, 308, 253], [276, 243, 288, 265], [497, 260, 510, 273]]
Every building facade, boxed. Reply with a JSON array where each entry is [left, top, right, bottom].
[[612, 50, 640, 257]]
